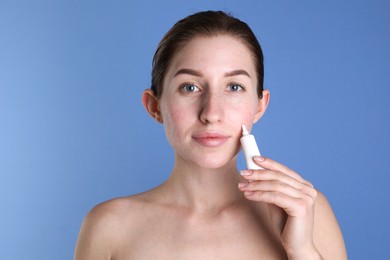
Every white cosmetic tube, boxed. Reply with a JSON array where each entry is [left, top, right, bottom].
[[240, 125, 263, 170]]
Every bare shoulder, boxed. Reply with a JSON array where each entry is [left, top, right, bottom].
[[314, 190, 348, 260], [74, 194, 149, 260]]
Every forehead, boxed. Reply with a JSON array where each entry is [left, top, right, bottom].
[[166, 35, 257, 76]]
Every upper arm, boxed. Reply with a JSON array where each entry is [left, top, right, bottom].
[[313, 191, 348, 260], [74, 203, 119, 260]]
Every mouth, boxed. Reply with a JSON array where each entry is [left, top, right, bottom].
[[192, 132, 230, 147]]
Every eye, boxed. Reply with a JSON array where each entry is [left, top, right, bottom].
[[180, 83, 200, 93], [227, 83, 244, 92]]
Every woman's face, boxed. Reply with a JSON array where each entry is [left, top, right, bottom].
[[156, 35, 268, 169]]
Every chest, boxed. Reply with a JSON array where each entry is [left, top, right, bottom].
[[114, 212, 287, 260]]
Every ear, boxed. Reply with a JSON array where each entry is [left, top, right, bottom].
[[253, 90, 270, 124], [142, 89, 163, 123]]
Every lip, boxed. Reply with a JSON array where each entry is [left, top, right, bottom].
[[192, 132, 230, 147]]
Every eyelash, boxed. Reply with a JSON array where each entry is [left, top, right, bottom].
[[227, 83, 245, 92], [179, 83, 200, 93], [178, 82, 246, 94]]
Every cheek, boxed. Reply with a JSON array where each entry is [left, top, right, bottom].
[[226, 99, 259, 127], [160, 101, 194, 142]]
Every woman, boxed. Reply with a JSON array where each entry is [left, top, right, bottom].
[[75, 11, 347, 259]]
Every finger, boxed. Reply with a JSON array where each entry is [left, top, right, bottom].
[[243, 190, 316, 217], [239, 176, 317, 200], [239, 179, 304, 199], [252, 156, 313, 187], [240, 170, 316, 197]]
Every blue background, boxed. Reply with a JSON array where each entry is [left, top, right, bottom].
[[1, 0, 389, 259]]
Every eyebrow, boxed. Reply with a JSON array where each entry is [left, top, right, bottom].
[[173, 68, 251, 78], [224, 69, 251, 78], [174, 68, 203, 77]]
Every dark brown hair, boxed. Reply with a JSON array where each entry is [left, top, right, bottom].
[[151, 10, 264, 98]]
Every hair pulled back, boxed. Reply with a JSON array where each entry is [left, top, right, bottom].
[[151, 10, 264, 98]]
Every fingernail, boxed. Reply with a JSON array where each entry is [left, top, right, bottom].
[[254, 156, 265, 162], [240, 170, 253, 176], [238, 182, 249, 188]]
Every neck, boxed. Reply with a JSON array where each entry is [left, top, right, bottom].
[[160, 154, 245, 215]]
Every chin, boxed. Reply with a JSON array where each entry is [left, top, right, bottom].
[[191, 154, 236, 170], [175, 144, 240, 170]]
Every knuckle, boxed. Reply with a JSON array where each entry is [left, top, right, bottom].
[[299, 183, 317, 199], [305, 180, 314, 187], [263, 192, 275, 203], [267, 180, 288, 193], [296, 198, 312, 215], [303, 195, 316, 209], [251, 170, 264, 179], [255, 191, 263, 200], [311, 188, 318, 199], [255, 190, 272, 202]]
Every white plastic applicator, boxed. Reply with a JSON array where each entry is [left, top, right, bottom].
[[240, 124, 263, 170]]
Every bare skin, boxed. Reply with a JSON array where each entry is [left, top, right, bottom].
[[74, 36, 347, 259], [74, 163, 346, 259]]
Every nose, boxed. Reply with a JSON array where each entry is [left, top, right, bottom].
[[199, 91, 224, 124]]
